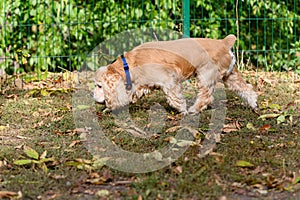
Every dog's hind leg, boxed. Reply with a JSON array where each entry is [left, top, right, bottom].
[[162, 84, 187, 114], [223, 67, 258, 110], [188, 84, 215, 114], [188, 62, 218, 114]]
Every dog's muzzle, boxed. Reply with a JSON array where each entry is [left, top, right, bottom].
[[92, 87, 105, 104]]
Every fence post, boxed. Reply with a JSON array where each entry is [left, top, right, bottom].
[[183, 0, 190, 38]]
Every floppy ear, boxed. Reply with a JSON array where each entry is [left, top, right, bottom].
[[95, 66, 108, 78], [101, 67, 131, 110], [94, 66, 108, 86], [223, 34, 236, 49]]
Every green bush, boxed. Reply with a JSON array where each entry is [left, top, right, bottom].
[[0, 0, 298, 75], [190, 0, 299, 71]]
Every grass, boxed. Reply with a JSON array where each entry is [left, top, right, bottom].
[[0, 72, 300, 199]]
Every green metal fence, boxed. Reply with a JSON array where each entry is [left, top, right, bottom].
[[189, 0, 299, 72], [0, 0, 299, 82]]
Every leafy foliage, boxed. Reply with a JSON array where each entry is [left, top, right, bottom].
[[190, 0, 299, 71], [0, 0, 298, 74]]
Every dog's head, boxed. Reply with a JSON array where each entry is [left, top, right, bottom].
[[93, 64, 134, 110], [93, 66, 107, 104]]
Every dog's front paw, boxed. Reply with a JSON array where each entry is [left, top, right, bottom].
[[187, 107, 199, 115], [188, 104, 208, 115], [245, 90, 258, 111], [103, 108, 111, 113], [181, 110, 189, 116]]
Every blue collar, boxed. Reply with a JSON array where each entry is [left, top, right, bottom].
[[120, 54, 132, 90]]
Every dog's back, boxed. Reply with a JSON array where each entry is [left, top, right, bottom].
[[94, 34, 257, 113], [107, 35, 236, 83], [133, 35, 236, 75]]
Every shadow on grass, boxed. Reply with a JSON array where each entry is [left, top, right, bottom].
[[0, 75, 299, 199]]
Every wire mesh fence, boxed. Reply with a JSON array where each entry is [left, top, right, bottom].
[[190, 0, 299, 72], [0, 0, 299, 88]]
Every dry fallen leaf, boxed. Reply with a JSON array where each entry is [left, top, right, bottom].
[[0, 160, 7, 168], [5, 94, 18, 101], [219, 196, 227, 200], [165, 126, 182, 133], [102, 170, 113, 182], [54, 76, 63, 84], [50, 174, 67, 180], [258, 113, 280, 120], [209, 152, 224, 157], [14, 77, 23, 89], [258, 76, 276, 87], [69, 140, 81, 148], [222, 121, 241, 133], [214, 174, 223, 187], [164, 136, 177, 143], [0, 191, 19, 199], [72, 128, 86, 133], [96, 189, 109, 197], [176, 140, 196, 147], [246, 122, 257, 131], [0, 125, 8, 131], [252, 166, 265, 174], [85, 178, 107, 185], [173, 166, 183, 174], [259, 124, 271, 132]]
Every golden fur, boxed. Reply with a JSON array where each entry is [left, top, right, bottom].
[[93, 34, 257, 114]]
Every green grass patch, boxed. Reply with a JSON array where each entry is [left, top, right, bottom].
[[0, 74, 299, 199]]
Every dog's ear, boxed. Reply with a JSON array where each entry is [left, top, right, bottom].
[[95, 66, 108, 79], [223, 34, 236, 49], [100, 67, 131, 110]]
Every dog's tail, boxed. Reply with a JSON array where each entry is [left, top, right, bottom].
[[226, 50, 236, 76], [223, 34, 237, 76]]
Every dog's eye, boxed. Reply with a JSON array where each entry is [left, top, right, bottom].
[[96, 84, 102, 88]]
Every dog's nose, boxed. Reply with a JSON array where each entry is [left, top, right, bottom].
[[90, 91, 94, 97]]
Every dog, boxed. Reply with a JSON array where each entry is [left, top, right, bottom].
[[92, 34, 257, 114]]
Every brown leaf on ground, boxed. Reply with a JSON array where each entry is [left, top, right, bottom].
[[85, 178, 107, 185], [102, 170, 113, 182], [5, 94, 18, 101], [73, 128, 91, 134], [259, 124, 271, 132], [37, 190, 59, 200], [14, 77, 23, 89], [173, 166, 183, 174], [222, 121, 241, 133], [68, 140, 81, 148], [258, 76, 276, 88], [54, 76, 63, 84], [0, 191, 19, 198], [252, 166, 265, 174], [219, 196, 227, 200], [49, 174, 67, 180], [214, 174, 224, 187], [165, 126, 182, 133], [0, 160, 8, 168], [85, 170, 113, 185]]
